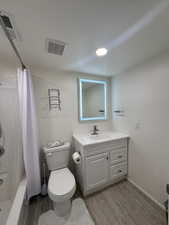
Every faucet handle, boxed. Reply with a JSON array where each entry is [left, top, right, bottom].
[[91, 125, 99, 135], [94, 125, 99, 131]]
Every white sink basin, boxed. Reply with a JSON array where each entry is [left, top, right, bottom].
[[73, 131, 129, 146], [88, 133, 111, 140]]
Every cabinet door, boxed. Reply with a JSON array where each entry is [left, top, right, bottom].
[[85, 153, 108, 190], [110, 162, 127, 180]]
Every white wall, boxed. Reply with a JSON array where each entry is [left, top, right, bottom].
[[32, 70, 112, 146], [0, 63, 24, 201], [112, 50, 169, 205]]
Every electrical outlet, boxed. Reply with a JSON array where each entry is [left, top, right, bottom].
[[135, 122, 141, 130]]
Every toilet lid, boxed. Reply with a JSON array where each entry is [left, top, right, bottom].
[[48, 168, 76, 198]]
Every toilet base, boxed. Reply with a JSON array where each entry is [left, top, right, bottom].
[[53, 199, 71, 217]]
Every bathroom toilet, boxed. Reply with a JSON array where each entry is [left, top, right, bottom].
[[43, 142, 76, 217]]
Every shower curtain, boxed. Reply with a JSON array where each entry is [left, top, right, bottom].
[[17, 68, 41, 199]]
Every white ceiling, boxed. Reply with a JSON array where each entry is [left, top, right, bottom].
[[0, 0, 169, 76]]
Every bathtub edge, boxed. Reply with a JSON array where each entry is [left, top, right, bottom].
[[6, 178, 27, 225]]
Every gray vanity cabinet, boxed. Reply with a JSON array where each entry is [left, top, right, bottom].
[[73, 134, 129, 196]]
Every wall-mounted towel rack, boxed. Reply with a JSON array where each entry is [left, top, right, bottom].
[[48, 88, 61, 111]]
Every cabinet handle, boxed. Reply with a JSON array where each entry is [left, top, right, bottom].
[[118, 155, 123, 159], [106, 155, 109, 160], [118, 170, 122, 173]]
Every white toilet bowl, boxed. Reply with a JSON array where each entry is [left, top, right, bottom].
[[48, 167, 76, 217]]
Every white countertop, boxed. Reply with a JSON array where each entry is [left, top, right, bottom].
[[73, 131, 129, 146]]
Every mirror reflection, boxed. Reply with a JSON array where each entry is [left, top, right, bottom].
[[79, 79, 107, 121]]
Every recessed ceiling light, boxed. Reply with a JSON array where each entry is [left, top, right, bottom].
[[96, 48, 108, 56]]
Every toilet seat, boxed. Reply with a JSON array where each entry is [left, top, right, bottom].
[[48, 168, 76, 202]]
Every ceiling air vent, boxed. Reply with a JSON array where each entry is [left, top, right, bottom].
[[0, 10, 19, 40], [46, 39, 66, 56]]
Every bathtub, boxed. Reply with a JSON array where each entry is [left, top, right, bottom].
[[2, 178, 27, 225]]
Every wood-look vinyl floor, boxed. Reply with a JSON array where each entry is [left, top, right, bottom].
[[26, 181, 166, 225], [26, 195, 53, 225], [85, 180, 166, 225]]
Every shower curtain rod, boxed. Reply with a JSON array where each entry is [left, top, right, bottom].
[[0, 15, 26, 69]]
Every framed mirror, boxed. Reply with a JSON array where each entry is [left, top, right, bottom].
[[79, 78, 107, 121]]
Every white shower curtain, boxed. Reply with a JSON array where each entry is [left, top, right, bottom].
[[17, 68, 41, 199]]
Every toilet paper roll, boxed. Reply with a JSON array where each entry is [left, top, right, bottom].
[[72, 152, 81, 164]]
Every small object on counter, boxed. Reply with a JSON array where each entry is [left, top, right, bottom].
[[47, 140, 64, 148]]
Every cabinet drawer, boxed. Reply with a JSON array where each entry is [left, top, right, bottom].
[[110, 148, 127, 164], [110, 162, 127, 179], [85, 138, 127, 156], [110, 138, 127, 149]]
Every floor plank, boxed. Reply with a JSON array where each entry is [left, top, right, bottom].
[[26, 180, 166, 225], [85, 180, 166, 225], [26, 196, 53, 225]]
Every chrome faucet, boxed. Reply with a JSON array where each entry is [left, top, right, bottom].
[[91, 125, 99, 135]]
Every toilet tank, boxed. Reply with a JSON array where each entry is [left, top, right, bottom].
[[43, 142, 71, 171]]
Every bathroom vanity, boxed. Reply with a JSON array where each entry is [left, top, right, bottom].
[[73, 132, 129, 196]]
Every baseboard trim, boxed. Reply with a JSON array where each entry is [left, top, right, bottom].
[[127, 178, 165, 211]]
